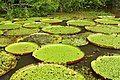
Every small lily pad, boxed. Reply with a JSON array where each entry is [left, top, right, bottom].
[[87, 33, 120, 49], [4, 28, 40, 36], [42, 25, 81, 34], [0, 23, 21, 30], [10, 63, 85, 80], [0, 51, 17, 76], [32, 44, 85, 64], [85, 25, 120, 34], [67, 20, 96, 26], [5, 42, 39, 55], [41, 18, 62, 24], [19, 33, 62, 45], [94, 19, 120, 25], [91, 56, 120, 80]]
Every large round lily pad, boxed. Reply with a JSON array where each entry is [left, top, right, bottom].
[[10, 63, 85, 80], [87, 33, 120, 49], [41, 18, 62, 24], [19, 33, 62, 45], [0, 30, 3, 35], [85, 25, 120, 34], [4, 28, 40, 36], [0, 18, 5, 22], [42, 26, 81, 34], [32, 44, 85, 64], [0, 21, 12, 25], [0, 23, 21, 30], [0, 51, 17, 76], [5, 42, 39, 55], [94, 19, 120, 25], [67, 20, 96, 26], [23, 22, 51, 28], [91, 56, 120, 80]]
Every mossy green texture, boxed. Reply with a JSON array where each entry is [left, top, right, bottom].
[[85, 25, 120, 34], [0, 23, 21, 30], [87, 33, 120, 49], [67, 20, 96, 26], [19, 33, 62, 45], [0, 51, 17, 76], [42, 26, 81, 34], [5, 28, 40, 36], [10, 63, 86, 80], [41, 18, 62, 24], [5, 42, 39, 55], [94, 19, 120, 25], [0, 36, 16, 47], [91, 56, 120, 80], [23, 22, 51, 28], [62, 34, 88, 46], [32, 44, 84, 64]]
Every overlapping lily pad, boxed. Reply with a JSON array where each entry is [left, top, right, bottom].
[[91, 56, 120, 80], [87, 33, 120, 49], [0, 51, 17, 76], [85, 25, 120, 34], [4, 28, 40, 36], [42, 26, 81, 34], [10, 63, 85, 80], [5, 42, 39, 55], [19, 33, 62, 45], [41, 18, 62, 24], [23, 22, 51, 28], [94, 19, 120, 25], [32, 44, 85, 64], [67, 20, 96, 26]]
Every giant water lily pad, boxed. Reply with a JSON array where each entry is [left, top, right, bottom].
[[0, 51, 17, 76], [32, 44, 84, 64], [41, 18, 62, 24], [0, 18, 5, 22], [91, 56, 120, 80], [5, 28, 40, 36], [0, 30, 3, 35], [0, 36, 16, 47], [87, 33, 120, 49], [19, 33, 62, 45], [0, 23, 21, 30], [94, 19, 120, 25], [10, 63, 85, 80], [42, 26, 81, 34], [85, 25, 120, 34], [0, 21, 12, 25], [5, 42, 39, 55], [27, 17, 41, 22], [23, 22, 51, 28], [67, 20, 96, 26]]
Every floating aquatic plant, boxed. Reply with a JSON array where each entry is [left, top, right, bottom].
[[10, 63, 85, 80], [97, 16, 115, 19], [41, 18, 62, 24], [85, 25, 120, 34], [14, 20, 33, 25], [94, 19, 120, 25], [19, 33, 62, 45], [4, 28, 40, 36], [0, 30, 3, 35], [32, 44, 85, 64], [0, 23, 21, 30], [91, 56, 120, 80], [0, 18, 5, 22], [5, 42, 39, 55], [67, 20, 96, 26], [87, 33, 120, 49], [42, 25, 81, 34], [0, 51, 17, 76], [0, 21, 12, 25], [27, 17, 41, 22]]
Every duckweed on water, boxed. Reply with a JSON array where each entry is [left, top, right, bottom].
[[32, 44, 85, 64], [42, 25, 81, 34], [19, 33, 62, 45], [5, 42, 39, 55], [10, 63, 85, 80], [0, 51, 17, 76], [87, 33, 120, 49], [67, 20, 96, 26], [91, 56, 120, 80], [85, 25, 120, 34]]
